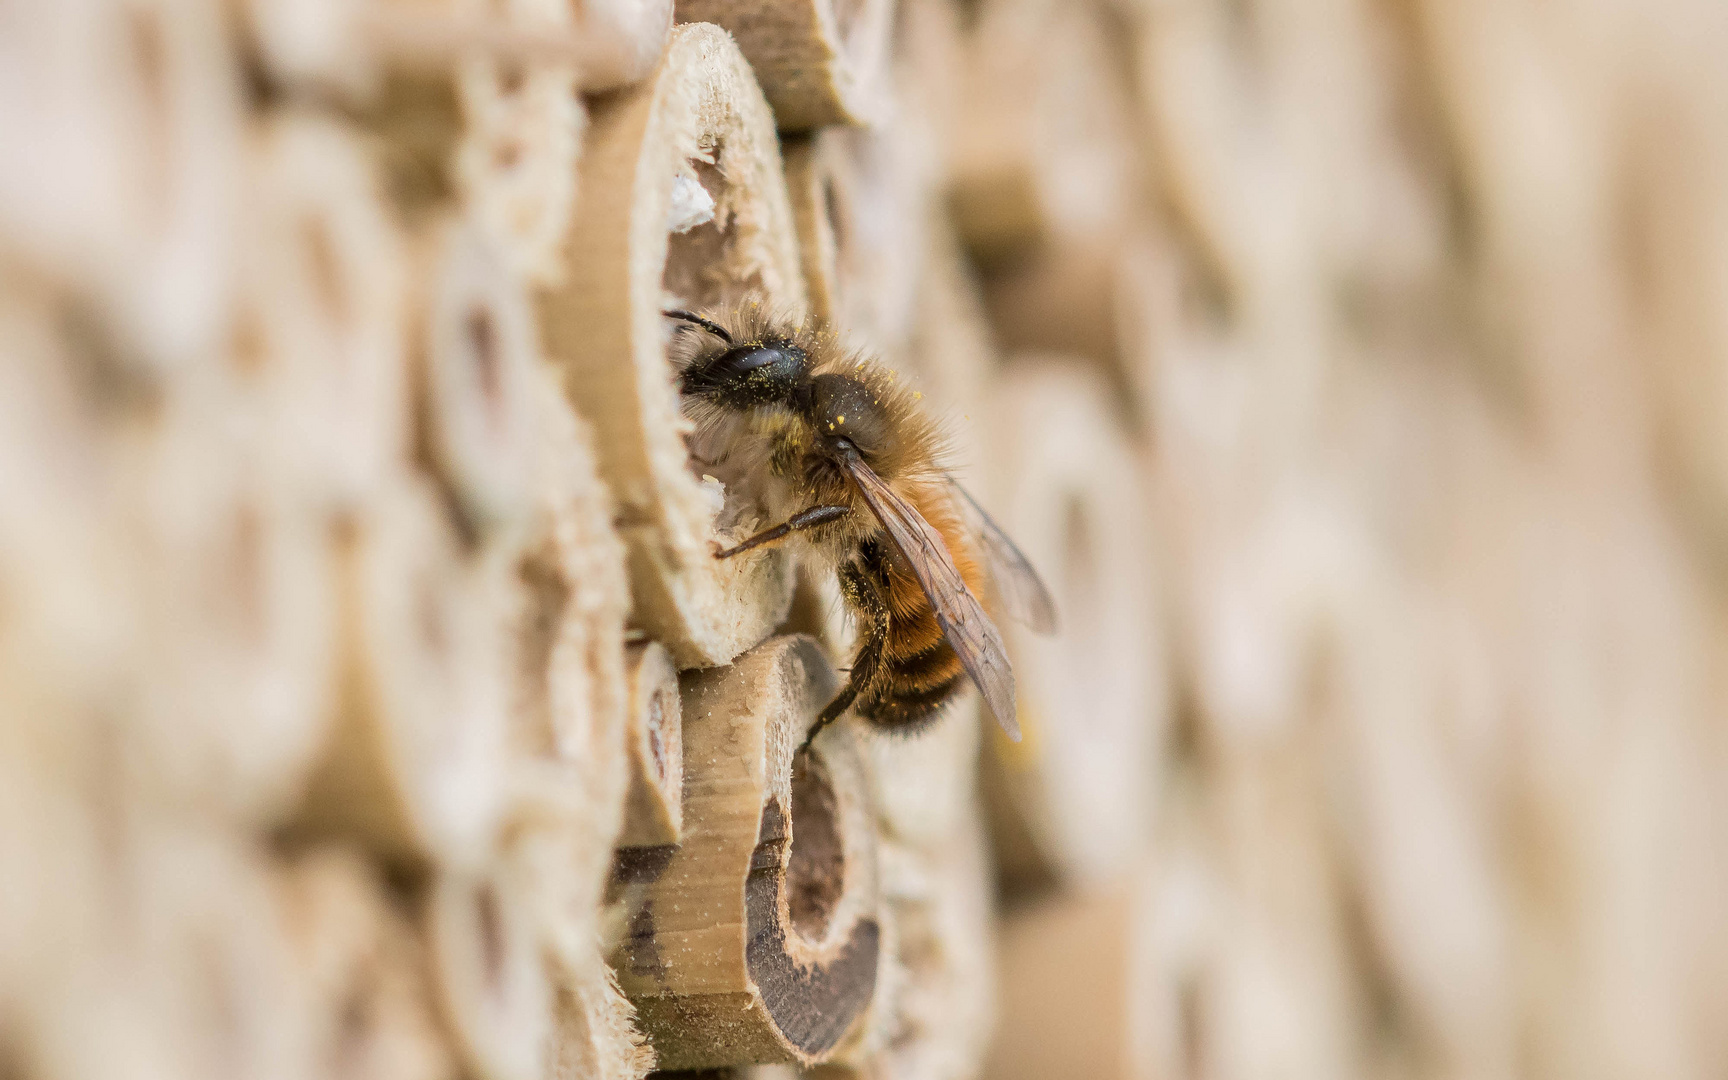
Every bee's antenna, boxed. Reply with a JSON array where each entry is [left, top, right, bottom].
[[662, 309, 733, 345]]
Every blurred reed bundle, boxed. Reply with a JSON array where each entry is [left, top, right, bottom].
[[7, 0, 1728, 1079]]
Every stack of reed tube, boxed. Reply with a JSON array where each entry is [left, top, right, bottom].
[[27, 0, 1728, 1077], [0, 0, 1059, 1077]]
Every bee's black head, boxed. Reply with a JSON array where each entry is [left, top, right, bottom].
[[679, 338, 811, 409]]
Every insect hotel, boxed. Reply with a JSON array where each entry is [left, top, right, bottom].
[[4, 1, 1728, 1079]]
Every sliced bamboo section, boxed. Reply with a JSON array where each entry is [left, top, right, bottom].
[[981, 230, 1138, 383], [540, 23, 804, 669], [296, 478, 510, 872], [980, 885, 1146, 1080], [573, 0, 675, 92], [240, 0, 670, 101], [548, 950, 657, 1080], [0, 0, 244, 375], [128, 379, 338, 825], [32, 824, 317, 1080], [507, 363, 628, 767], [276, 849, 456, 1080], [245, 110, 412, 510], [426, 863, 554, 1080], [618, 641, 685, 848], [454, 42, 587, 288], [413, 215, 543, 539], [0, 286, 141, 770], [862, 809, 998, 1080], [673, 0, 895, 131], [1131, 0, 1296, 316], [138, 829, 315, 1080], [978, 360, 1162, 891], [781, 127, 925, 362], [612, 635, 883, 1070], [903, 212, 995, 490], [949, 0, 1140, 263], [782, 130, 849, 327]]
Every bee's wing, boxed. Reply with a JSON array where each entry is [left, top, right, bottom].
[[836, 448, 1021, 741], [946, 476, 1058, 635]]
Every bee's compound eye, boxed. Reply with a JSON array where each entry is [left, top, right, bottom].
[[721, 345, 789, 376], [681, 341, 808, 406]]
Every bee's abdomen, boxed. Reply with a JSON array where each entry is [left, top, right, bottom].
[[857, 636, 966, 732], [849, 545, 969, 734]]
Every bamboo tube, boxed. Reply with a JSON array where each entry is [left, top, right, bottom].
[[238, 0, 384, 100], [426, 864, 554, 1080], [295, 477, 510, 871], [982, 885, 1148, 1080], [413, 215, 543, 539], [0, 286, 142, 772], [507, 810, 660, 1078], [126, 379, 339, 824], [548, 950, 657, 1080], [0, 808, 314, 1078], [978, 360, 1162, 890], [502, 372, 636, 1041], [782, 127, 926, 361], [240, 0, 670, 100], [22, 823, 315, 1080], [903, 211, 998, 486], [612, 635, 883, 1070], [672, 0, 894, 131], [454, 45, 587, 288], [276, 849, 457, 1080], [0, 0, 243, 375], [539, 23, 804, 670], [572, 0, 674, 92], [507, 361, 629, 772], [782, 131, 848, 328], [618, 641, 685, 848], [892, 0, 967, 175], [856, 807, 998, 1080], [245, 111, 412, 510], [979, 229, 1160, 407], [501, 368, 635, 991], [949, 0, 1141, 263], [0, 808, 363, 1080], [138, 829, 318, 1080]]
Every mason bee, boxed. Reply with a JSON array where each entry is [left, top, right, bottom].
[[665, 304, 1056, 744]]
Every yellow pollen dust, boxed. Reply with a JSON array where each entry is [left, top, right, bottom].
[[914, 391, 923, 400], [838, 415, 846, 424]]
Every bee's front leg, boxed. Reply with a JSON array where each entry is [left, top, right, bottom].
[[714, 504, 851, 559]]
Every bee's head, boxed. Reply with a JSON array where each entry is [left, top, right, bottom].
[[807, 374, 895, 462], [678, 337, 810, 410]]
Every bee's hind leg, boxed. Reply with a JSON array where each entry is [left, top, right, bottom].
[[801, 562, 885, 752], [801, 686, 857, 752]]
